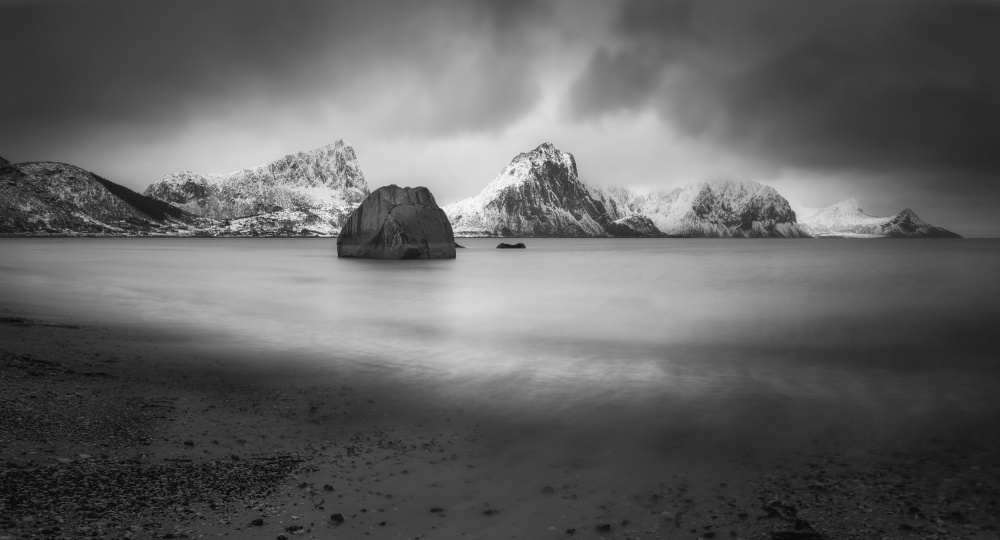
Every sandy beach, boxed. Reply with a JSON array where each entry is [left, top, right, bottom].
[[2, 309, 999, 540]]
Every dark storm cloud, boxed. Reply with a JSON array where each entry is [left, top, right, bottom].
[[0, 0, 549, 141], [569, 0, 1000, 181], [568, 47, 663, 119]]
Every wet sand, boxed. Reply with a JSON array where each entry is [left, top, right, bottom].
[[2, 313, 1000, 540]]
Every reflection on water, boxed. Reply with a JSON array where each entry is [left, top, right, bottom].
[[2, 237, 1000, 453]]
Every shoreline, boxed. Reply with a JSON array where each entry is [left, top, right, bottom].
[[2, 315, 999, 540]]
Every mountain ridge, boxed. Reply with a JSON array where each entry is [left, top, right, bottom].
[[444, 142, 634, 237], [143, 140, 369, 235], [797, 198, 960, 238], [1, 157, 201, 235], [2, 142, 962, 238], [443, 144, 808, 238]]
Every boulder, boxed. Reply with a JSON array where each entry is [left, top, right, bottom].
[[337, 185, 456, 259], [496, 242, 526, 249]]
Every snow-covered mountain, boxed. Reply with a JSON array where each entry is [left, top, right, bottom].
[[797, 198, 960, 238], [443, 144, 807, 238], [144, 140, 368, 234], [615, 180, 810, 238], [3, 141, 962, 239], [0, 156, 200, 235], [443, 143, 662, 237]]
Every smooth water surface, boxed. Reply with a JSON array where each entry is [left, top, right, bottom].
[[3, 238, 1000, 451]]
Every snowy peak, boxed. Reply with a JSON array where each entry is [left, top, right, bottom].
[[799, 199, 959, 238], [444, 143, 659, 237], [623, 179, 807, 238], [442, 145, 806, 238], [800, 197, 882, 231], [880, 207, 960, 237], [822, 197, 865, 216], [476, 142, 578, 201], [838, 197, 863, 212], [144, 141, 370, 224]]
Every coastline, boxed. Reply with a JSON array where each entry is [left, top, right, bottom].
[[2, 314, 999, 540]]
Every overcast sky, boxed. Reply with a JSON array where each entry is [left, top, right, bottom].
[[2, 0, 998, 235]]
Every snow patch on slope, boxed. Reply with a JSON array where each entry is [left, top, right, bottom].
[[144, 140, 369, 227]]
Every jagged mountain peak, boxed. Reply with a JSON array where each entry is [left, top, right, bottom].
[[144, 142, 369, 226], [444, 143, 641, 237], [890, 208, 927, 227], [442, 147, 806, 238], [484, 142, 578, 192]]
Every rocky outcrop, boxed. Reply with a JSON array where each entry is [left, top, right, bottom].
[[496, 242, 526, 249], [337, 185, 456, 259], [144, 140, 369, 234], [1, 157, 199, 235]]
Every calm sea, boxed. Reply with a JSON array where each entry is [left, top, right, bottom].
[[3, 238, 1000, 454]]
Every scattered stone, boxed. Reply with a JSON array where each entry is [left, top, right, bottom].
[[251, 518, 264, 526], [541, 485, 555, 494], [330, 514, 345, 524], [596, 523, 611, 532], [323, 484, 334, 491]]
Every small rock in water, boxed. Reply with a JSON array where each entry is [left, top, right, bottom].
[[496, 242, 526, 249]]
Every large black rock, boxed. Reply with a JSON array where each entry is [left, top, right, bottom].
[[337, 185, 456, 259]]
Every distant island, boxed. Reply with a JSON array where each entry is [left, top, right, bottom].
[[0, 143, 959, 238]]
